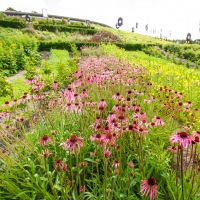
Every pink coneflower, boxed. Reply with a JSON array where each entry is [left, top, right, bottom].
[[140, 177, 157, 200], [130, 172, 134, 177], [176, 92, 183, 99], [61, 164, 68, 171], [184, 101, 192, 107], [90, 133, 105, 142], [94, 124, 102, 131], [78, 162, 82, 167], [90, 152, 96, 157], [2, 149, 6, 153], [127, 162, 134, 168], [83, 162, 88, 166], [193, 131, 200, 137], [152, 116, 165, 127], [167, 146, 178, 153], [51, 130, 56, 135], [38, 134, 52, 146], [55, 160, 63, 170], [104, 133, 116, 145], [112, 92, 122, 100], [182, 125, 192, 131], [79, 186, 85, 193], [34, 74, 40, 80], [98, 99, 106, 111], [24, 78, 37, 85], [32, 83, 44, 91], [103, 149, 112, 158], [137, 128, 148, 135], [95, 116, 101, 123], [4, 101, 10, 106], [41, 150, 51, 158], [192, 136, 199, 144], [81, 89, 88, 98], [112, 104, 120, 112], [103, 126, 110, 133], [51, 81, 58, 90], [169, 132, 192, 148], [131, 104, 141, 112], [54, 160, 67, 171], [106, 113, 117, 124], [112, 160, 120, 168], [60, 135, 83, 154], [133, 112, 147, 121], [114, 169, 119, 174]]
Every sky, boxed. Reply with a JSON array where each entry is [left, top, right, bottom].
[[0, 0, 200, 40]]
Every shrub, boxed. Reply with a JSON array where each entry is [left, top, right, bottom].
[[88, 30, 122, 43], [182, 49, 197, 62], [34, 24, 96, 34], [70, 43, 79, 62], [0, 73, 12, 96], [0, 19, 25, 28], [38, 41, 98, 51], [0, 34, 40, 76], [38, 41, 161, 52], [40, 49, 77, 89]]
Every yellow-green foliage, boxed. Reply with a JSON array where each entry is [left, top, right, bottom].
[[40, 49, 77, 88], [101, 44, 200, 110], [0, 78, 30, 109], [0, 29, 40, 75]]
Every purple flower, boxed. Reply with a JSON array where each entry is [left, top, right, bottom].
[[141, 177, 157, 200], [169, 132, 192, 148], [60, 135, 83, 154], [38, 134, 52, 146]]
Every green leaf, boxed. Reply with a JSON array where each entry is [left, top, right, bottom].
[[84, 158, 99, 164]]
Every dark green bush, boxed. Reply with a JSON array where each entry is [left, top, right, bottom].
[[0, 34, 40, 76], [162, 44, 200, 63], [116, 43, 144, 51], [0, 19, 25, 28], [38, 41, 163, 52], [34, 19, 84, 27], [163, 44, 183, 58], [38, 41, 98, 51], [182, 49, 197, 62], [0, 73, 12, 97], [34, 24, 96, 34]]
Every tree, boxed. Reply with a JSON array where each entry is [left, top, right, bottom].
[[5, 7, 17, 11]]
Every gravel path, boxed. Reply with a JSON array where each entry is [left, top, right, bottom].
[[7, 70, 26, 82], [6, 51, 51, 83]]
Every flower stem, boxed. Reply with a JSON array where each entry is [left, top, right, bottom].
[[180, 146, 184, 200], [176, 147, 180, 200]]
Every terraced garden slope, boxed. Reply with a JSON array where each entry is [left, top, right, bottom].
[[0, 15, 200, 200]]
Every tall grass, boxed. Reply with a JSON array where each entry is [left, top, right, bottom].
[[0, 49, 199, 199]]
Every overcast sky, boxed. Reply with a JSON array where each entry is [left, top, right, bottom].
[[1, 0, 200, 39]]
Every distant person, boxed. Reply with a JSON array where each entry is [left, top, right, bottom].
[[67, 17, 70, 24], [25, 14, 31, 22], [86, 20, 91, 28]]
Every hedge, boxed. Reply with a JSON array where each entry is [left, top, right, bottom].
[[34, 24, 96, 34], [0, 19, 25, 28], [38, 41, 162, 52], [38, 41, 99, 51], [68, 25, 95, 30], [0, 19, 96, 34], [163, 44, 200, 62], [35, 21, 95, 29]]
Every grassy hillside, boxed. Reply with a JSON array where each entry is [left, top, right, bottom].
[[0, 16, 200, 200]]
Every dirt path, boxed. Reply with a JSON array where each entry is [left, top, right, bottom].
[[7, 70, 26, 82], [6, 51, 51, 83]]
